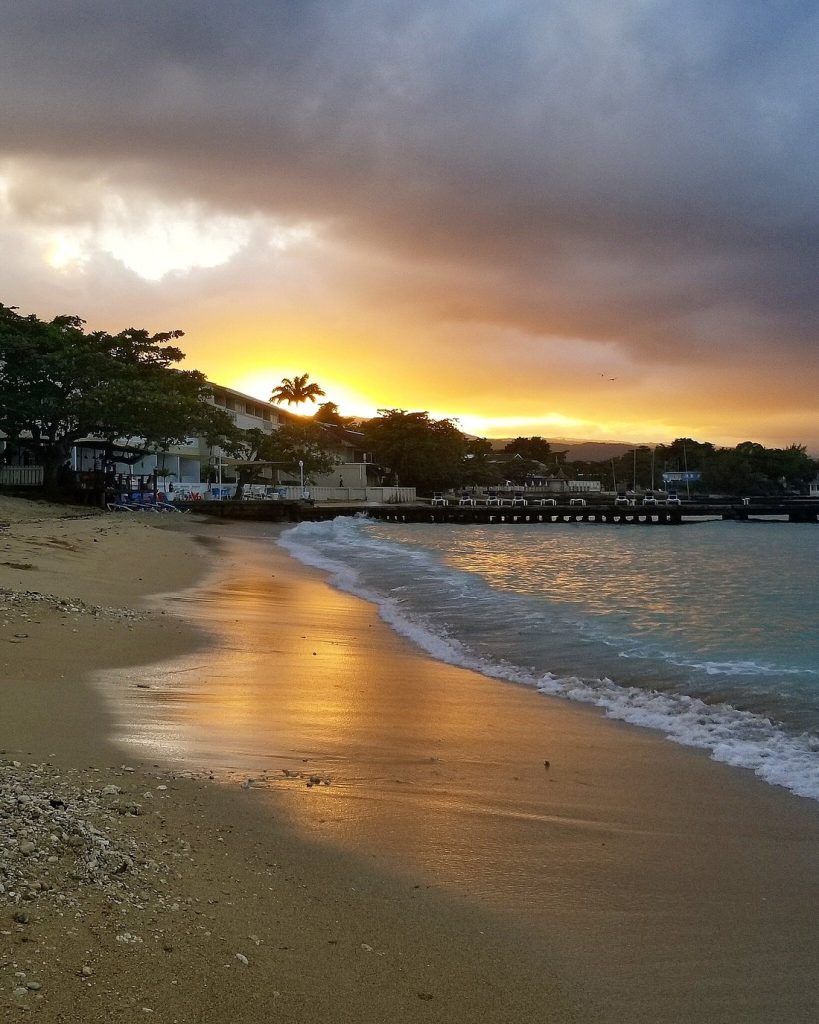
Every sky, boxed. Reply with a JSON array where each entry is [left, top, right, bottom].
[[1, 1, 817, 449]]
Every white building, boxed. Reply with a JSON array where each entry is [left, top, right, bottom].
[[2, 383, 298, 492], [1, 382, 418, 502], [96, 385, 393, 500]]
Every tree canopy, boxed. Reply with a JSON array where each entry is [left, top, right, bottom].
[[363, 410, 467, 493], [230, 422, 338, 497], [0, 304, 237, 490], [576, 437, 817, 494], [462, 437, 501, 487], [313, 401, 354, 428], [503, 436, 553, 462]]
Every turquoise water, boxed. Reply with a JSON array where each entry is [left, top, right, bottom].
[[281, 518, 819, 801]]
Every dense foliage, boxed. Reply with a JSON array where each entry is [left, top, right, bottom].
[[231, 423, 338, 496], [313, 401, 354, 428], [0, 304, 237, 491], [570, 437, 817, 494], [502, 436, 553, 462], [663, 439, 817, 495], [363, 410, 468, 493]]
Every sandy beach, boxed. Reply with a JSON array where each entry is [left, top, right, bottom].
[[2, 497, 819, 1023]]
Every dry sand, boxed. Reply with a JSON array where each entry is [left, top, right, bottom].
[[1, 496, 818, 1023]]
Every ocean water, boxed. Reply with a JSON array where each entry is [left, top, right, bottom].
[[280, 517, 819, 802]]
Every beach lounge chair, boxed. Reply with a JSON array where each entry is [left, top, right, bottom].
[[431, 493, 448, 506], [458, 493, 475, 506], [569, 497, 586, 506], [531, 497, 557, 506], [614, 491, 632, 507], [665, 492, 681, 505]]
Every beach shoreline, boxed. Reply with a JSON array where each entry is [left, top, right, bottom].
[[0, 498, 586, 1023], [2, 497, 818, 1022]]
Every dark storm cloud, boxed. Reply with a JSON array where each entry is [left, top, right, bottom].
[[1, 0, 817, 364]]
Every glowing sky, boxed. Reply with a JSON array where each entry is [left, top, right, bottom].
[[1, 2, 817, 447]]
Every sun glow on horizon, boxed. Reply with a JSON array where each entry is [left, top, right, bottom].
[[228, 370, 382, 421], [223, 370, 690, 443]]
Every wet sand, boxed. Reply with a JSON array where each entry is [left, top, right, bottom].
[[2, 501, 819, 1022], [107, 520, 819, 1022]]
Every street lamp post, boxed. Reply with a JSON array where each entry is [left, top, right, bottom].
[[298, 459, 304, 499]]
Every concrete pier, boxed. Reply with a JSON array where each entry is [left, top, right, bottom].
[[179, 498, 819, 525]]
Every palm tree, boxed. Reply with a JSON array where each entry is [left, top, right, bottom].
[[270, 373, 326, 407]]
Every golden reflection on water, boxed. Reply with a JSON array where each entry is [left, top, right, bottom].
[[432, 524, 789, 649]]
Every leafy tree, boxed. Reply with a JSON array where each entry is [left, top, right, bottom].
[[0, 304, 237, 493], [266, 422, 339, 486], [227, 427, 273, 499], [578, 436, 817, 496], [463, 437, 502, 487], [503, 436, 553, 462], [230, 423, 338, 497], [313, 401, 354, 428], [363, 410, 467, 494], [702, 442, 817, 495], [502, 456, 547, 486], [608, 445, 657, 490], [752, 443, 816, 490], [270, 373, 326, 407]]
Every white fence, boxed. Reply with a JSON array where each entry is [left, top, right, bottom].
[[277, 486, 416, 503], [488, 482, 602, 495], [166, 484, 416, 504], [0, 465, 44, 487]]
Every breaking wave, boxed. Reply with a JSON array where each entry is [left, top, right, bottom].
[[280, 517, 819, 802]]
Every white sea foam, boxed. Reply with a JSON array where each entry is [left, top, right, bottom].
[[610, 638, 816, 678], [279, 518, 819, 803]]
